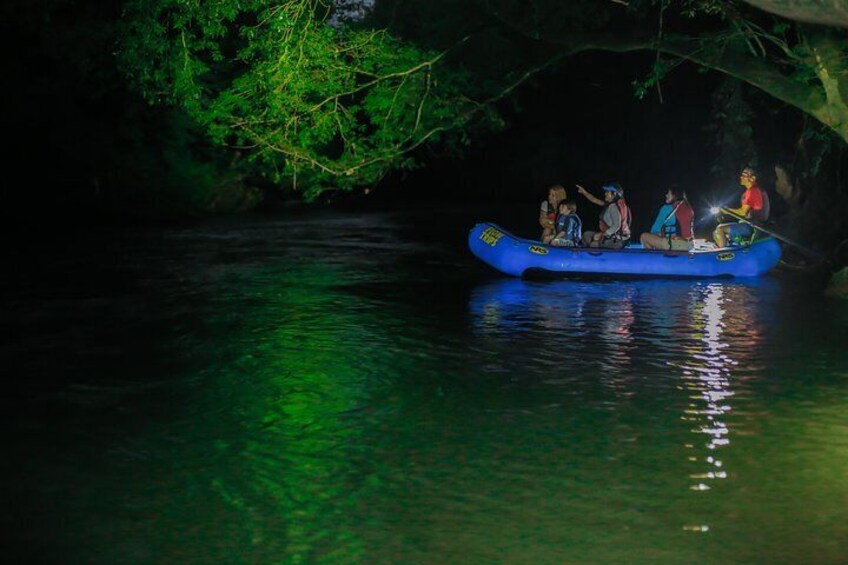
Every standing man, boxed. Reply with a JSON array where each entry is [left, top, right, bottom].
[[714, 168, 769, 248]]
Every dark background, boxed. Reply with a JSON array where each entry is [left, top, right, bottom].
[[1, 2, 801, 237], [368, 50, 799, 237]]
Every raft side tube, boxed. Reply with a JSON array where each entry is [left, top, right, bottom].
[[468, 223, 782, 278]]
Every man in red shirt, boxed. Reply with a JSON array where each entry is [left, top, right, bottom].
[[714, 168, 769, 247]]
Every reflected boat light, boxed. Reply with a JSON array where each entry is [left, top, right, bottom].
[[679, 284, 736, 497]]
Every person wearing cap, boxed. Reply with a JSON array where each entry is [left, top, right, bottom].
[[576, 183, 632, 249], [714, 168, 770, 248]]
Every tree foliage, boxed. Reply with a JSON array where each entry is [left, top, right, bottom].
[[118, 0, 511, 198], [665, 0, 848, 145], [0, 0, 261, 218], [117, 0, 848, 198], [467, 0, 848, 145]]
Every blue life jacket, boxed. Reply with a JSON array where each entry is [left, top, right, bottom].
[[556, 213, 582, 244], [651, 204, 678, 236]]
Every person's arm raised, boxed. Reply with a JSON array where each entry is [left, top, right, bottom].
[[576, 184, 604, 206]]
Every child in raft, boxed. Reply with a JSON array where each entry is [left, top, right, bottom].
[[548, 200, 582, 247]]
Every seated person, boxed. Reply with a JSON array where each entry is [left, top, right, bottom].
[[640, 186, 694, 250], [549, 200, 582, 247], [539, 185, 567, 242], [714, 168, 769, 247], [577, 183, 632, 249]]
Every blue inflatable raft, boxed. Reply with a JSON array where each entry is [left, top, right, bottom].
[[469, 223, 782, 278]]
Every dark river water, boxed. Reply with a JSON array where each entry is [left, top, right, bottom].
[[3, 208, 848, 564]]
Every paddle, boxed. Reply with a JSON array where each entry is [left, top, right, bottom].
[[711, 207, 826, 262]]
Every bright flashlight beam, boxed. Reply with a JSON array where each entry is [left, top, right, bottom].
[[709, 207, 721, 215]]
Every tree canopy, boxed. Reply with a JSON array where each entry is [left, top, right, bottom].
[[119, 0, 515, 199], [117, 0, 848, 198]]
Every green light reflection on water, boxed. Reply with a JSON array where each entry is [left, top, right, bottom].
[[85, 258, 416, 564], [200, 261, 409, 564]]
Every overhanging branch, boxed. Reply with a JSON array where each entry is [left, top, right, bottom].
[[510, 30, 827, 120]]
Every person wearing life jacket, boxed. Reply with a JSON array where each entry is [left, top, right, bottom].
[[576, 183, 632, 249], [539, 185, 568, 242], [714, 168, 770, 248], [549, 200, 582, 247], [640, 186, 695, 250]]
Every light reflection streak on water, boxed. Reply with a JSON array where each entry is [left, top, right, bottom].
[[679, 284, 734, 501], [599, 287, 636, 378]]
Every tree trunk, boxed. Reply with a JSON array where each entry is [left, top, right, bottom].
[[742, 0, 848, 29]]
